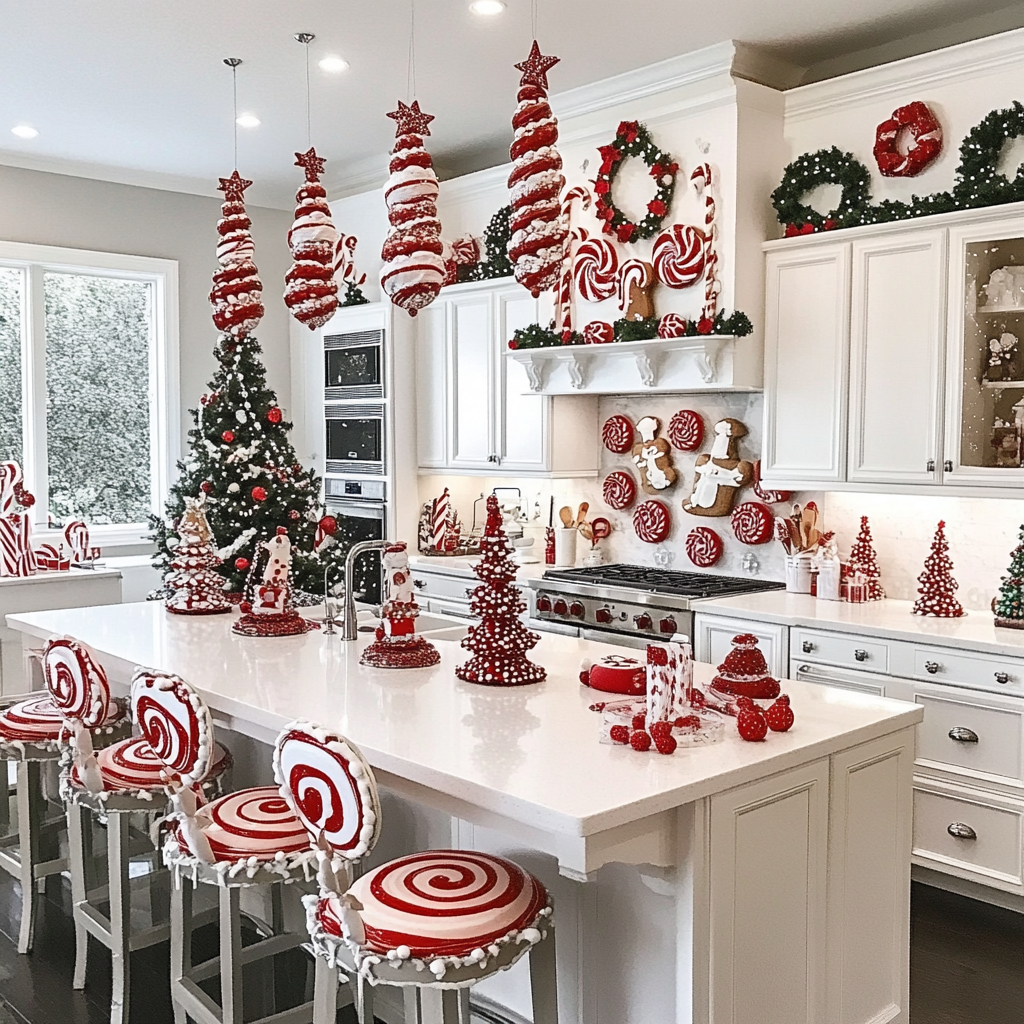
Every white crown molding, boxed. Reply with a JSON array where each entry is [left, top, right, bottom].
[[437, 163, 510, 206], [786, 25, 1024, 121], [325, 153, 386, 202]]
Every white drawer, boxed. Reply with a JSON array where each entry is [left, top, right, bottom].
[[789, 661, 887, 697], [791, 628, 889, 672], [412, 569, 476, 602], [912, 780, 1024, 891], [910, 646, 1024, 695], [914, 689, 1024, 784]]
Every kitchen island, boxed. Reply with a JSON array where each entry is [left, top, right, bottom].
[[7, 601, 922, 1024]]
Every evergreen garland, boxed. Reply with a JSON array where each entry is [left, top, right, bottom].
[[340, 280, 369, 306]]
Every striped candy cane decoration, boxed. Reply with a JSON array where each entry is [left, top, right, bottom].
[[431, 489, 451, 552], [555, 186, 592, 338], [0, 461, 22, 515], [690, 164, 720, 321], [0, 514, 32, 577], [64, 521, 90, 563]]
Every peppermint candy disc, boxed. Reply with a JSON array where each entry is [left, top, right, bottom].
[[344, 850, 548, 957], [633, 500, 671, 544], [276, 723, 381, 860], [658, 312, 688, 339], [602, 415, 634, 454], [43, 636, 110, 728], [731, 502, 775, 545], [685, 527, 724, 567], [668, 409, 704, 452], [573, 233, 619, 302], [653, 224, 706, 288], [583, 321, 614, 345], [131, 671, 213, 786], [186, 787, 309, 862], [602, 471, 637, 511]]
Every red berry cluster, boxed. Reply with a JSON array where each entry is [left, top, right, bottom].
[[608, 712, 686, 755], [735, 695, 794, 742]]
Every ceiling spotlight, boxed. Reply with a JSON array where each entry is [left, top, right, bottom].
[[11, 125, 38, 139], [469, 0, 506, 14], [235, 113, 261, 129], [318, 55, 350, 74]]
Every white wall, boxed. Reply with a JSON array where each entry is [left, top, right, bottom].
[[0, 163, 296, 448]]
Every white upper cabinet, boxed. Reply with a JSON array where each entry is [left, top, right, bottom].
[[415, 278, 598, 477], [847, 230, 946, 486], [763, 243, 850, 487]]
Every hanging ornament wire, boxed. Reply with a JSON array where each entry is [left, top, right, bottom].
[[407, 0, 417, 102], [223, 57, 242, 170], [532, 0, 538, 39], [295, 32, 315, 148]]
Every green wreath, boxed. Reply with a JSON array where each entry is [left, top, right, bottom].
[[954, 101, 1024, 206], [593, 121, 677, 244], [771, 147, 873, 234]]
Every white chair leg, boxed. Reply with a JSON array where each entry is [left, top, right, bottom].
[[0, 757, 10, 832], [16, 761, 41, 954], [529, 932, 559, 1024], [170, 878, 192, 1024], [108, 811, 131, 1024], [404, 988, 422, 1024], [313, 955, 338, 1024], [356, 973, 375, 1024], [455, 988, 471, 1024], [67, 801, 89, 989], [419, 989, 445, 1024], [220, 885, 244, 1024]]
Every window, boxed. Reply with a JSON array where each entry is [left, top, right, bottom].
[[0, 242, 178, 540]]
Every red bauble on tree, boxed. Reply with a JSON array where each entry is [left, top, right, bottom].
[[913, 520, 964, 618], [507, 41, 567, 298], [284, 148, 339, 331], [380, 101, 445, 316], [848, 515, 884, 600], [221, 430, 235, 444], [456, 495, 546, 687], [266, 406, 282, 424], [209, 171, 265, 338]]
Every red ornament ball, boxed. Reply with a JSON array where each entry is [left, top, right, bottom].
[[766, 695, 795, 733], [221, 430, 235, 444], [649, 721, 673, 740], [631, 713, 647, 730], [234, 557, 250, 571], [319, 515, 338, 536], [609, 725, 629, 745], [200, 481, 213, 494], [737, 705, 768, 742], [288, 509, 300, 520], [266, 407, 283, 424], [654, 734, 677, 755], [630, 729, 652, 752], [251, 486, 267, 502]]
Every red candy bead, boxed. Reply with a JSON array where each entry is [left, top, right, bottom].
[[737, 705, 768, 742], [251, 486, 267, 502], [654, 734, 677, 755], [631, 713, 647, 730], [766, 695, 795, 732], [630, 730, 652, 752], [609, 725, 629, 744]]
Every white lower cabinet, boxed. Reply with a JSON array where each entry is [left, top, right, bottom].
[[693, 612, 788, 677]]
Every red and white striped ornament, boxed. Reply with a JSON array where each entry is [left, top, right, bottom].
[[633, 500, 671, 544], [667, 409, 704, 452], [131, 670, 213, 786], [554, 186, 591, 337], [0, 512, 33, 578], [64, 520, 90, 563], [690, 164, 719, 321], [652, 224, 706, 289], [209, 171, 265, 338], [685, 527, 723, 567], [602, 471, 637, 511], [431, 488, 451, 552], [658, 312, 688, 339], [731, 502, 775, 546], [583, 321, 614, 345], [573, 228, 619, 302]]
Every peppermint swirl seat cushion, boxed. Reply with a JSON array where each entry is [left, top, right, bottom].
[[68, 737, 231, 793], [0, 694, 124, 744]]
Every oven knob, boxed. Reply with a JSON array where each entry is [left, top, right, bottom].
[[553, 599, 568, 616], [659, 616, 677, 634], [569, 602, 585, 618], [633, 613, 652, 631], [595, 607, 612, 624], [536, 595, 552, 613]]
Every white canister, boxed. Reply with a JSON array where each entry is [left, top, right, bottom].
[[554, 527, 578, 567], [816, 558, 842, 601], [785, 553, 813, 594]]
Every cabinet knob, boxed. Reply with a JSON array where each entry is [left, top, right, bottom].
[[801, 640, 814, 654], [944, 460, 953, 473], [926, 459, 935, 472], [948, 726, 979, 743], [924, 661, 941, 674], [854, 649, 868, 662], [946, 822, 977, 840], [995, 671, 1010, 684], [413, 579, 426, 589]]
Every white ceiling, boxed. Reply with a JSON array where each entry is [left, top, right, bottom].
[[2, 0, 1023, 208]]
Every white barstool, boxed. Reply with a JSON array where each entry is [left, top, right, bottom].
[[60, 654, 231, 1024], [274, 720, 559, 1024], [153, 670, 317, 1024]]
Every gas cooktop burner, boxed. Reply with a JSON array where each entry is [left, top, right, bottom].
[[541, 564, 786, 600]]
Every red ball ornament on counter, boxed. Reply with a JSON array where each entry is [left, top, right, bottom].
[[319, 515, 338, 536], [200, 481, 213, 494], [266, 407, 283, 424], [736, 701, 768, 742], [221, 430, 235, 444], [234, 557, 250, 571], [251, 486, 267, 502], [766, 695, 795, 732]]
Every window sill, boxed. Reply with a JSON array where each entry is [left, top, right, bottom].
[[32, 523, 156, 556]]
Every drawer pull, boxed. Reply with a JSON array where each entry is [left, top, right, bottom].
[[946, 822, 977, 840], [413, 579, 426, 589], [924, 661, 941, 675], [948, 727, 979, 744], [801, 640, 814, 654], [994, 671, 1010, 684], [854, 649, 869, 662]]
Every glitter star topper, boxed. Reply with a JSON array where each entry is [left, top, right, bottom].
[[515, 40, 560, 90], [387, 100, 435, 138], [218, 170, 253, 201], [294, 147, 327, 183]]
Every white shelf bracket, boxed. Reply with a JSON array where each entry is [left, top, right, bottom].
[[694, 338, 726, 384]]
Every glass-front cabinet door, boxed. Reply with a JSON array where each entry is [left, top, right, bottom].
[[945, 215, 1024, 486]]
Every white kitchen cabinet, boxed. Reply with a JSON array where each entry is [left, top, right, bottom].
[[693, 612, 788, 677], [415, 278, 598, 477]]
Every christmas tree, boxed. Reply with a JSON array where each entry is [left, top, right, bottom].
[[456, 495, 545, 686], [164, 494, 231, 615], [151, 332, 346, 596], [848, 515, 884, 600], [913, 521, 964, 618], [994, 525, 1024, 628]]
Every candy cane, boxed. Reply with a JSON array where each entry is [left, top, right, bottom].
[[64, 521, 90, 563], [555, 187, 592, 337], [431, 489, 450, 552], [691, 164, 719, 320], [617, 259, 653, 313], [0, 514, 32, 577], [0, 461, 22, 515]]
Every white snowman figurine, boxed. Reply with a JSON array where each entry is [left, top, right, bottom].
[[380, 542, 417, 638], [255, 527, 292, 615]]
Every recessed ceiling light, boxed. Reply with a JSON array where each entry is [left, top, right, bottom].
[[11, 125, 38, 139], [318, 55, 350, 74], [235, 113, 261, 129], [469, 0, 505, 14]]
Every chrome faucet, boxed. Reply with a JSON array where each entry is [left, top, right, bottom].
[[342, 539, 389, 641]]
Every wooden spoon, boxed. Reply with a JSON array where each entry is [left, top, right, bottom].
[[559, 506, 574, 528], [575, 502, 590, 527], [578, 522, 594, 544]]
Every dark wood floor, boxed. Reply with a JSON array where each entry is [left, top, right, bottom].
[[0, 874, 1021, 1022]]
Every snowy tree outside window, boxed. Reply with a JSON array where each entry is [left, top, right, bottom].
[[0, 269, 22, 466]]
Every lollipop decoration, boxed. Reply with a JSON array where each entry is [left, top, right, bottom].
[[573, 228, 619, 302], [633, 500, 671, 544], [602, 414, 634, 454], [652, 224, 706, 289], [507, 41, 568, 297], [685, 527, 723, 567], [602, 471, 637, 511], [731, 502, 775, 546], [210, 171, 265, 337], [0, 461, 36, 577], [381, 101, 445, 315], [667, 409, 704, 452]]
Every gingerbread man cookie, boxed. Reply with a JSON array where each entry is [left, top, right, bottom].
[[682, 417, 753, 517], [631, 416, 677, 494]]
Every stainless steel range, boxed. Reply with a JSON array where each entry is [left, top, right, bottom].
[[528, 564, 786, 648]]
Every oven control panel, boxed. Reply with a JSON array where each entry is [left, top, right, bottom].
[[534, 591, 689, 641]]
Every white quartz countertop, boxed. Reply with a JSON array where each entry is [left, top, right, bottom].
[[6, 601, 920, 839], [693, 591, 1024, 658], [409, 554, 549, 581]]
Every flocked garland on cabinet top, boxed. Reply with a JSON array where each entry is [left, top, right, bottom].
[[772, 101, 1024, 235]]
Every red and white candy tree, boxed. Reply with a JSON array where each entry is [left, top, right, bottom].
[[210, 171, 265, 338], [456, 496, 545, 686], [164, 494, 231, 616], [913, 520, 964, 618]]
